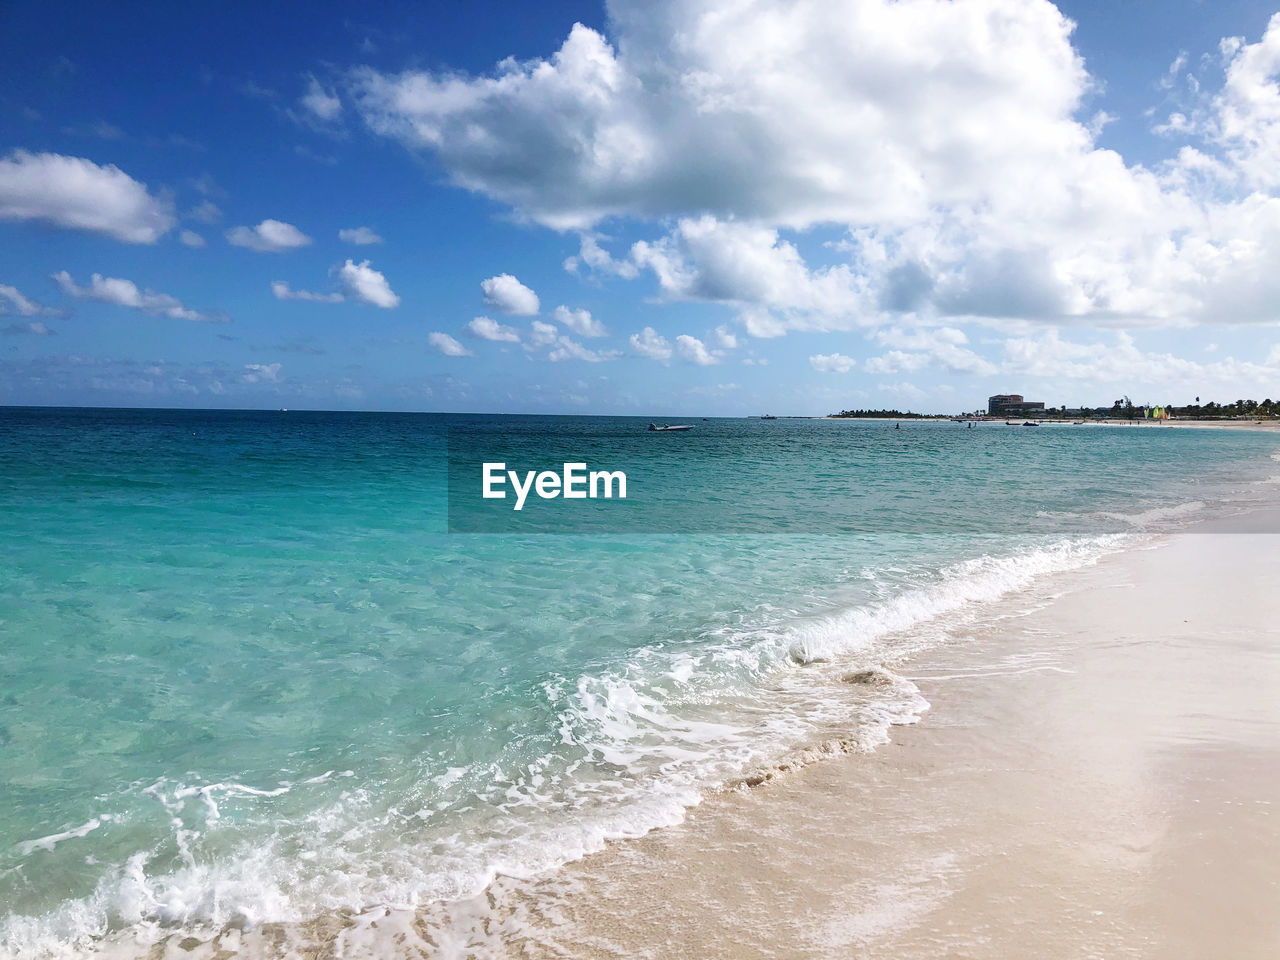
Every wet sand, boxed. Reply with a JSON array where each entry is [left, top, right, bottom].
[[504, 520, 1280, 959]]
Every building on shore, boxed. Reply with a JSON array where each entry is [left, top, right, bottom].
[[988, 394, 1047, 416]]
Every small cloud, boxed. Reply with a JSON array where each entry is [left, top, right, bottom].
[[179, 229, 206, 248], [242, 362, 281, 383], [339, 226, 382, 245], [429, 332, 472, 357], [0, 150, 175, 244], [468, 316, 521, 342], [2, 320, 54, 336], [226, 219, 311, 252], [299, 76, 342, 121], [0, 283, 55, 317], [810, 353, 856, 373], [630, 326, 672, 361], [271, 280, 343, 303], [548, 336, 620, 362], [553, 305, 606, 337], [187, 200, 221, 224], [529, 320, 559, 347], [337, 259, 399, 308], [481, 273, 540, 316], [53, 269, 221, 322], [676, 334, 719, 366], [713, 325, 739, 349]]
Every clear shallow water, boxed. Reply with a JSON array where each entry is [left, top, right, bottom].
[[1, 408, 1277, 956]]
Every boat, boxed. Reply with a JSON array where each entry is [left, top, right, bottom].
[[760, 414, 778, 420], [1022, 421, 1038, 427], [648, 422, 693, 432]]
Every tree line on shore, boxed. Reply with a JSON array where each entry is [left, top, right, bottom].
[[830, 397, 1280, 420]]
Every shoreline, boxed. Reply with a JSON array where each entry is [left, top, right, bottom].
[[56, 489, 1280, 959], [355, 505, 1280, 960], [490, 506, 1280, 959]]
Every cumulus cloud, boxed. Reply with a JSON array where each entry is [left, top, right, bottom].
[[630, 326, 672, 361], [349, 2, 1280, 336], [529, 320, 560, 347], [299, 77, 342, 121], [712, 324, 739, 349], [179, 229, 205, 248], [339, 226, 383, 245], [53, 270, 219, 322], [675, 333, 719, 365], [481, 273, 540, 315], [631, 216, 869, 334], [553, 304, 606, 337], [563, 234, 638, 278], [467, 315, 521, 342], [428, 331, 472, 356], [810, 353, 857, 374], [337, 259, 399, 307], [349, 3, 1089, 231], [0, 150, 174, 243], [0, 283, 54, 317], [226, 218, 312, 252], [271, 280, 344, 303], [868, 327, 997, 375]]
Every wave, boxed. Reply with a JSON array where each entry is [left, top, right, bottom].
[[0, 535, 1123, 960]]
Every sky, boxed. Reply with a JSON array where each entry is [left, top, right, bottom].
[[4, 0, 1280, 415]]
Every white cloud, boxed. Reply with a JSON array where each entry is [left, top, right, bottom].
[[0, 150, 174, 243], [630, 326, 672, 361], [242, 363, 282, 383], [0, 283, 53, 317], [428, 332, 473, 356], [188, 200, 221, 224], [810, 353, 857, 374], [631, 216, 869, 334], [481, 273, 540, 315], [2, 319, 53, 336], [349, 3, 1280, 336], [467, 315, 521, 342], [339, 226, 383, 245], [53, 270, 217, 322], [529, 319, 559, 347], [548, 336, 619, 362], [676, 333, 719, 365], [338, 259, 400, 308], [271, 280, 343, 303], [350, 3, 1088, 231], [179, 229, 205, 248], [563, 234, 638, 277], [299, 77, 342, 121], [553, 304, 606, 337], [868, 327, 997, 375], [1002, 329, 1280, 390], [713, 324, 738, 349], [226, 219, 312, 252], [864, 350, 928, 375]]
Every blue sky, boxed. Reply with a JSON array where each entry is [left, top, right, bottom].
[[4, 0, 1280, 415]]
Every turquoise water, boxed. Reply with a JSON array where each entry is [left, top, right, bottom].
[[2, 408, 1278, 956]]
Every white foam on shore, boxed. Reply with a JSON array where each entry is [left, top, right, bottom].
[[0, 535, 1125, 960]]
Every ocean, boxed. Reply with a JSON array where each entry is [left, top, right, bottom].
[[2, 407, 1278, 957]]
